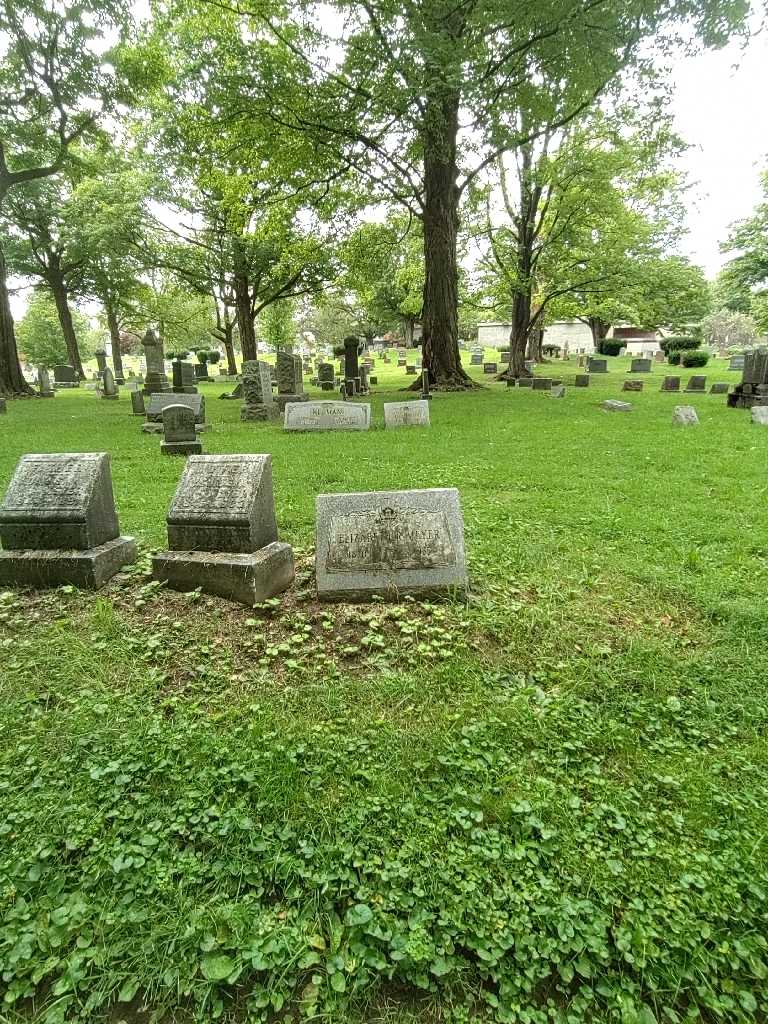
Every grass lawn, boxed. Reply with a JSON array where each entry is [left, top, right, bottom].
[[1, 355, 768, 1024]]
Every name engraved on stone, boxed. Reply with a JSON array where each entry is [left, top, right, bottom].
[[170, 457, 263, 522], [326, 506, 457, 573], [1, 454, 103, 521], [284, 401, 370, 431]]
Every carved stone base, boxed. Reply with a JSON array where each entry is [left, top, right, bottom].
[[152, 542, 294, 606], [161, 440, 203, 456], [0, 536, 137, 590]]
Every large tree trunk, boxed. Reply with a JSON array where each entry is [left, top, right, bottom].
[[418, 92, 475, 390], [0, 242, 33, 397], [589, 317, 611, 352], [233, 241, 257, 362], [104, 299, 125, 382], [48, 263, 85, 378], [222, 310, 237, 375]]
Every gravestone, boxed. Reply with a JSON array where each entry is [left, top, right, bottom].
[[0, 453, 137, 588], [577, 355, 585, 367], [0, 398, 6, 415], [751, 406, 768, 425], [130, 391, 146, 416], [359, 365, 370, 391], [241, 360, 277, 422], [397, 358, 407, 367], [284, 400, 370, 431], [220, 381, 243, 401], [193, 362, 210, 381], [102, 367, 119, 400], [53, 364, 77, 388], [344, 336, 361, 386], [661, 376, 681, 392], [587, 357, 608, 373], [318, 363, 335, 391], [654, 351, 665, 363], [95, 350, 108, 378], [370, 375, 378, 385], [728, 350, 768, 408], [532, 378, 552, 390], [172, 360, 197, 394], [161, 404, 202, 455], [152, 454, 294, 605], [38, 368, 55, 397], [684, 375, 707, 393], [618, 347, 627, 357], [623, 380, 643, 392], [710, 382, 730, 394], [141, 329, 170, 394], [517, 377, 533, 387], [384, 400, 430, 428], [470, 352, 483, 365], [729, 355, 745, 371], [276, 350, 307, 410], [406, 365, 418, 375], [629, 358, 652, 373], [673, 405, 699, 427], [315, 488, 467, 601], [550, 385, 565, 398], [574, 374, 590, 387], [602, 400, 632, 412], [483, 362, 497, 374], [145, 392, 205, 426], [499, 349, 510, 363]]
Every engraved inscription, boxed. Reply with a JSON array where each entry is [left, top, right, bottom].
[[171, 459, 258, 519], [325, 506, 456, 572], [3, 456, 95, 515], [285, 402, 369, 430]]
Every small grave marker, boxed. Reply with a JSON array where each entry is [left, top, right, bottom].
[[384, 400, 430, 428], [602, 400, 632, 412], [684, 375, 707, 393], [161, 404, 202, 455], [673, 405, 699, 427], [623, 380, 643, 392], [661, 376, 681, 392], [284, 401, 370, 431]]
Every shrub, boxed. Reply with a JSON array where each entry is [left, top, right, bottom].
[[668, 351, 682, 365], [207, 350, 222, 365], [599, 340, 623, 356], [681, 349, 710, 367], [661, 336, 699, 353]]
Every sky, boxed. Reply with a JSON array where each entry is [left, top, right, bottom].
[[669, 24, 768, 275]]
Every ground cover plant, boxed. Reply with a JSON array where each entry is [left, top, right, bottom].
[[1, 355, 768, 1024]]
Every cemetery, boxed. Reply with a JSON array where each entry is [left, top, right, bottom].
[[2, 0, 768, 1019]]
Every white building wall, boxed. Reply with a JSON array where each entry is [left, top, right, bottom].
[[477, 320, 595, 352]]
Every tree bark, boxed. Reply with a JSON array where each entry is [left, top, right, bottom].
[[0, 242, 33, 396], [589, 317, 611, 351], [418, 92, 475, 390], [233, 241, 257, 362], [222, 308, 237, 375], [48, 261, 85, 377], [506, 146, 537, 379], [104, 299, 125, 382]]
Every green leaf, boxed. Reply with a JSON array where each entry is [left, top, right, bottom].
[[738, 991, 757, 1013], [118, 980, 140, 1003], [201, 954, 236, 981], [330, 971, 346, 993], [345, 903, 373, 926]]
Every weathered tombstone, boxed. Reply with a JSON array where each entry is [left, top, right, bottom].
[[143, 393, 206, 433], [483, 362, 497, 374], [574, 374, 590, 387], [384, 400, 430, 428], [276, 350, 307, 410], [587, 357, 608, 373], [397, 358, 407, 367], [602, 400, 632, 412], [193, 362, 209, 381], [241, 360, 277, 421], [318, 363, 335, 391], [38, 367, 55, 398], [499, 349, 510, 363], [284, 400, 371, 431], [102, 367, 119, 400], [729, 355, 745, 371], [370, 375, 378, 385], [344, 336, 361, 386], [0, 453, 137, 588], [623, 380, 644, 392], [517, 377, 533, 388], [141, 329, 170, 394], [406, 365, 418, 375], [751, 406, 768, 425], [359, 365, 370, 392], [710, 382, 730, 394], [95, 350, 108, 378], [532, 378, 552, 390], [618, 347, 627, 357], [161, 403, 202, 455], [470, 352, 483, 365], [654, 351, 665, 363], [661, 376, 681, 392], [550, 385, 566, 398], [220, 381, 243, 401], [152, 454, 294, 605], [672, 405, 699, 427], [629, 358, 652, 373], [315, 488, 468, 601], [172, 360, 197, 394], [684, 375, 707, 393], [53, 364, 77, 388], [130, 391, 146, 416], [727, 350, 768, 408]]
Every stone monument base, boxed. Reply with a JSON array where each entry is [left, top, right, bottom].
[[276, 394, 309, 411], [241, 405, 279, 422], [161, 440, 203, 456], [0, 536, 137, 590], [152, 541, 294, 606], [102, 394, 119, 401], [142, 423, 209, 435]]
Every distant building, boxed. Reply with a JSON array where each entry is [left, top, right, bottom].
[[477, 320, 661, 355]]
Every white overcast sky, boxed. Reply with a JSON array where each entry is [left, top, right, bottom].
[[669, 24, 768, 275]]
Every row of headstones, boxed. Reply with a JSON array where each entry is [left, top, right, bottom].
[[0, 454, 467, 604], [602, 401, 768, 425], [506, 375, 727, 394]]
